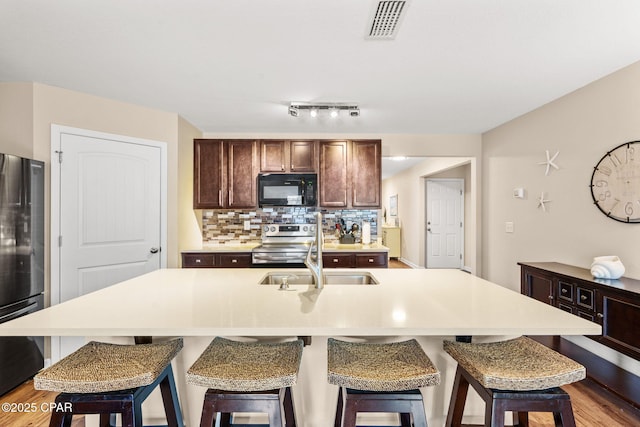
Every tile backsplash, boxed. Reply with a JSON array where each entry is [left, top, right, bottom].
[[201, 208, 379, 245]]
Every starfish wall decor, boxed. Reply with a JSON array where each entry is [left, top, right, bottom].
[[538, 150, 560, 175], [537, 192, 551, 212]]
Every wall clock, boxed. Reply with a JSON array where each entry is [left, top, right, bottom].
[[590, 141, 640, 223]]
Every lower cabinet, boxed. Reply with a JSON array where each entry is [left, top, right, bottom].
[[519, 261, 640, 360], [323, 252, 388, 268], [182, 252, 252, 268], [182, 251, 389, 269]]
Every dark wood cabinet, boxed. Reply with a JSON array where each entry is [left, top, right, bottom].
[[182, 252, 252, 268], [182, 252, 216, 268], [322, 253, 354, 268], [216, 253, 252, 268], [195, 138, 380, 209], [194, 139, 257, 209], [519, 262, 640, 360], [227, 141, 257, 208], [597, 287, 640, 359], [521, 264, 554, 306], [260, 140, 316, 173], [194, 140, 224, 209], [319, 141, 349, 207], [290, 141, 316, 172], [351, 140, 381, 207], [355, 252, 388, 268], [318, 139, 381, 208], [323, 251, 388, 268]]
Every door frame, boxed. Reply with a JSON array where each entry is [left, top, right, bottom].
[[425, 178, 464, 269], [50, 124, 168, 306]]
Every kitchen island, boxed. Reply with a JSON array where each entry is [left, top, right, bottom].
[[0, 268, 600, 426]]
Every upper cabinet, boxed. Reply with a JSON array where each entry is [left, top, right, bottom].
[[260, 140, 317, 173], [319, 141, 349, 207], [318, 140, 381, 208], [351, 140, 381, 208], [194, 139, 257, 209], [195, 138, 380, 210]]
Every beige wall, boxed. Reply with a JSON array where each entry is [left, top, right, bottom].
[[0, 82, 34, 158], [0, 83, 196, 304], [482, 61, 640, 288], [178, 115, 204, 253], [482, 61, 640, 376]]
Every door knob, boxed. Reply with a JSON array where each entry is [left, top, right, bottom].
[[150, 247, 160, 254]]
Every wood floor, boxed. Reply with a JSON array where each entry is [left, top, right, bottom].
[[0, 380, 84, 427], [1, 259, 638, 426]]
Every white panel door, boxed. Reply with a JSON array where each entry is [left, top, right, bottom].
[[51, 126, 165, 360], [426, 179, 463, 268]]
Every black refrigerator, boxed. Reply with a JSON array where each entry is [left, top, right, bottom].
[[0, 153, 44, 396]]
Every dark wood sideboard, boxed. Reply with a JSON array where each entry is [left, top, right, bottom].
[[519, 262, 640, 408]]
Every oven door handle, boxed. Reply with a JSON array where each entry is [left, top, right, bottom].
[[0, 302, 38, 323], [253, 255, 304, 261]]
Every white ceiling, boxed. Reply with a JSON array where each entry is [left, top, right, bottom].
[[1, 1, 640, 135]]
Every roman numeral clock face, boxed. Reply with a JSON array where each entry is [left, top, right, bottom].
[[590, 141, 640, 223]]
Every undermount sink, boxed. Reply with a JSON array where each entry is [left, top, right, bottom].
[[258, 271, 379, 286]]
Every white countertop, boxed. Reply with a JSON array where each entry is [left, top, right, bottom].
[[0, 268, 600, 337], [189, 243, 389, 253]]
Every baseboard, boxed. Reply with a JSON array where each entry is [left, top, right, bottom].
[[398, 257, 421, 268], [530, 335, 640, 409]]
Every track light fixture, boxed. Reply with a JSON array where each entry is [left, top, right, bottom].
[[289, 102, 360, 118]]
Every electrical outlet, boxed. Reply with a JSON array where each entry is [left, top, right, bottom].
[[505, 222, 514, 233], [244, 220, 251, 231]]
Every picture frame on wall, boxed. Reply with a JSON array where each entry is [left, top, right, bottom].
[[390, 194, 398, 217]]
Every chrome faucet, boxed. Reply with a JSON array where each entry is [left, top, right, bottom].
[[305, 212, 324, 289]]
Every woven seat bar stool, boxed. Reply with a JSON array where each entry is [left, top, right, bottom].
[[34, 338, 184, 427], [327, 338, 441, 427], [186, 337, 304, 427], [443, 336, 586, 427]]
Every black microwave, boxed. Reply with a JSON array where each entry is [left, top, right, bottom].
[[258, 173, 317, 207]]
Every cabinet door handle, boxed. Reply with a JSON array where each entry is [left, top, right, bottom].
[[229, 190, 232, 205], [333, 258, 339, 263], [561, 288, 567, 294], [368, 258, 374, 263], [231, 259, 238, 263], [195, 259, 202, 263], [580, 295, 588, 301], [597, 313, 604, 318], [218, 190, 222, 206], [549, 295, 554, 300]]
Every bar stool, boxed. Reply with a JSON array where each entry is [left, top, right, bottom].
[[443, 336, 586, 427], [327, 338, 441, 427], [34, 338, 184, 427], [186, 337, 304, 427]]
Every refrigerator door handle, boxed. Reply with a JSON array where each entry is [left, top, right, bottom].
[[0, 302, 38, 323]]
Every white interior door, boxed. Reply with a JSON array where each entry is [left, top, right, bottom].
[[426, 179, 464, 268], [51, 125, 166, 361]]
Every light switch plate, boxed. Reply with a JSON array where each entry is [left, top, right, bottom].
[[505, 222, 514, 233]]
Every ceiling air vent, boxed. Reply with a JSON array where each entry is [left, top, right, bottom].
[[366, 0, 408, 40]]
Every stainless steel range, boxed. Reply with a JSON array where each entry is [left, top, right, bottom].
[[252, 224, 316, 266]]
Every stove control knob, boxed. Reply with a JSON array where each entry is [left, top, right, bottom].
[[263, 225, 269, 232], [302, 226, 308, 232], [309, 225, 315, 232], [270, 226, 277, 232]]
